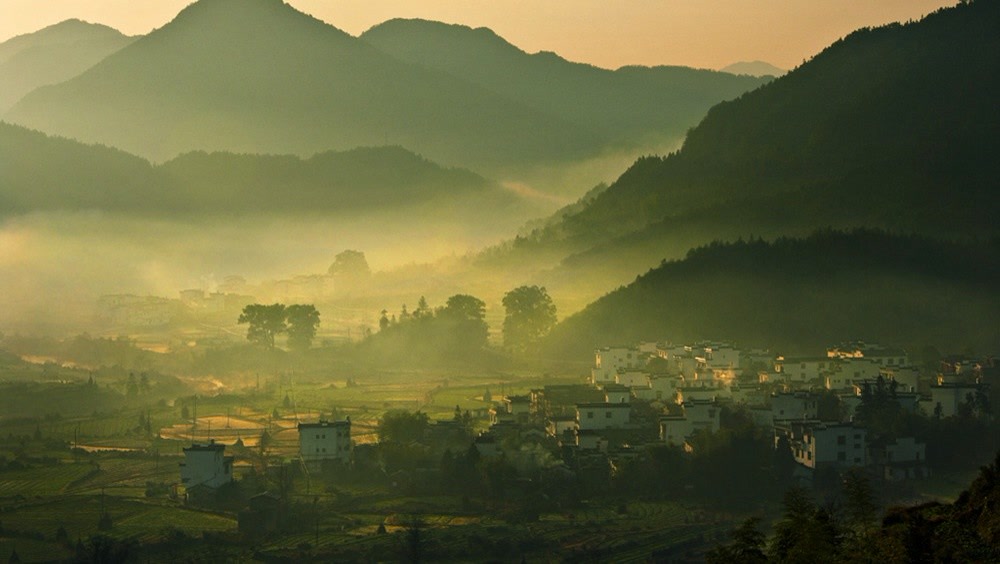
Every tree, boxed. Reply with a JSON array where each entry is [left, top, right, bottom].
[[440, 294, 489, 352], [328, 250, 371, 287], [707, 517, 767, 564], [501, 285, 557, 354], [414, 296, 430, 319], [377, 410, 430, 444], [379, 309, 390, 331], [285, 304, 320, 351], [238, 304, 287, 348]]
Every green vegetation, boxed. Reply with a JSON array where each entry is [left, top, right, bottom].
[[0, 123, 510, 217], [501, 285, 557, 355], [544, 230, 1000, 358], [360, 294, 493, 367], [709, 454, 1000, 562], [478, 0, 1000, 303]]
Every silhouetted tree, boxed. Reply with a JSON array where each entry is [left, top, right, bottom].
[[238, 304, 287, 349], [502, 285, 557, 354], [286, 304, 320, 351]]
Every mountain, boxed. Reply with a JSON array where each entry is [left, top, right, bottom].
[[475, 0, 1000, 303], [4, 0, 599, 174], [361, 19, 770, 146], [720, 60, 785, 77], [0, 122, 516, 216], [542, 230, 1000, 360], [0, 19, 134, 113]]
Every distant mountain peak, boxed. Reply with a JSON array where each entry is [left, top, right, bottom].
[[720, 60, 785, 77]]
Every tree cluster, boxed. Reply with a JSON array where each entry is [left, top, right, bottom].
[[237, 303, 320, 351]]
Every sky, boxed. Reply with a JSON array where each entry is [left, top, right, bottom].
[[0, 0, 956, 70]]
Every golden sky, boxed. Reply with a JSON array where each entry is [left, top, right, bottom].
[[0, 0, 955, 70]]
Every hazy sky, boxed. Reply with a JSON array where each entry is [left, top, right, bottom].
[[0, 0, 955, 70]]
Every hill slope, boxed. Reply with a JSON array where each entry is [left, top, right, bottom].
[[361, 19, 769, 145], [0, 122, 514, 216], [0, 19, 134, 113], [4, 0, 595, 173], [542, 230, 1000, 359], [476, 0, 1000, 303]]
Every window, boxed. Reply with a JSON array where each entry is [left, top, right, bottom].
[[838, 452, 846, 462], [587, 412, 594, 419], [854, 457, 861, 463], [606, 412, 612, 419], [854, 434, 861, 440], [837, 435, 846, 445]]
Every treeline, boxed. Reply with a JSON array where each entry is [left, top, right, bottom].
[[356, 295, 492, 366], [356, 286, 558, 367], [708, 451, 1000, 562], [543, 229, 1000, 359], [0, 123, 502, 217]]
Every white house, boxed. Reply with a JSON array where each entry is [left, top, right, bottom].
[[658, 400, 720, 447], [576, 402, 631, 430], [298, 419, 352, 468], [180, 441, 234, 489], [617, 370, 650, 389], [875, 437, 928, 480], [547, 414, 578, 438], [882, 365, 922, 393], [683, 400, 721, 435], [592, 346, 649, 384], [776, 356, 837, 383], [929, 383, 987, 418], [771, 392, 819, 421], [659, 415, 692, 447], [777, 422, 867, 470], [603, 383, 632, 404], [839, 358, 882, 382], [698, 342, 741, 370]]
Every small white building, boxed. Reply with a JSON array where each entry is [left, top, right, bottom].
[[777, 422, 867, 470], [603, 383, 632, 404], [776, 357, 836, 383], [298, 419, 352, 468], [876, 437, 928, 480], [576, 402, 631, 430], [592, 346, 649, 384], [929, 383, 987, 418], [659, 415, 691, 447], [180, 441, 234, 489], [881, 365, 922, 393], [617, 370, 650, 388], [772, 392, 819, 421]]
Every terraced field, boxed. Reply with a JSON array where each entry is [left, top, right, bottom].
[[0, 464, 96, 496]]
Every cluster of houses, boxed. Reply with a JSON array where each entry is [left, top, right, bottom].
[[179, 340, 995, 498], [479, 340, 994, 483]]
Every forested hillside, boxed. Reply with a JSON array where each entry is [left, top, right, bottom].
[[485, 0, 1000, 300], [543, 230, 1000, 359]]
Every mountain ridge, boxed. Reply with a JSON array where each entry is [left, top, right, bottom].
[[0, 19, 134, 112]]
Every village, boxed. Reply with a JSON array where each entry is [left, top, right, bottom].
[[169, 339, 995, 542]]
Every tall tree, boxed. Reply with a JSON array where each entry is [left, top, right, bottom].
[[285, 304, 320, 351], [238, 304, 287, 349], [501, 285, 557, 354], [440, 294, 489, 351]]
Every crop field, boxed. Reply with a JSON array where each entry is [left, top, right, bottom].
[[0, 495, 237, 553], [0, 463, 97, 497]]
